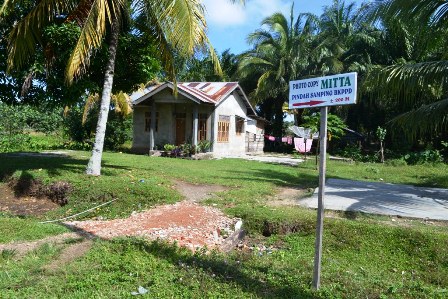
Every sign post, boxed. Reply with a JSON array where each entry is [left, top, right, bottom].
[[313, 106, 327, 289], [289, 72, 357, 289]]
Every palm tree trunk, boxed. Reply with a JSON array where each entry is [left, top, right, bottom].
[[273, 98, 284, 137], [86, 20, 120, 176]]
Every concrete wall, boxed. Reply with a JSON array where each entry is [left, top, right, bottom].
[[245, 120, 265, 153], [132, 90, 214, 152], [212, 92, 247, 154]]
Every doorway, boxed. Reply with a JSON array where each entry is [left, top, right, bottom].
[[175, 113, 186, 145]]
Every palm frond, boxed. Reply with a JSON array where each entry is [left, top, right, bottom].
[[3, 0, 78, 72], [364, 60, 448, 106], [137, 0, 221, 80], [83, 93, 100, 124], [390, 98, 448, 140], [112, 91, 133, 115], [65, 0, 126, 84], [382, 0, 448, 27]]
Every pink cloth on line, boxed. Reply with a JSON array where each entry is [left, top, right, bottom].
[[294, 137, 313, 153], [281, 137, 287, 142], [268, 136, 275, 141]]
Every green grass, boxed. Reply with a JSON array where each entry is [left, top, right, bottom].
[[0, 151, 447, 298], [0, 215, 68, 243]]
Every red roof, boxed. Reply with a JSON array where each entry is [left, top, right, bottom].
[[131, 82, 256, 116]]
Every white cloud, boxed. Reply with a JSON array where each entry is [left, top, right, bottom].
[[203, 0, 292, 28], [202, 0, 247, 27]]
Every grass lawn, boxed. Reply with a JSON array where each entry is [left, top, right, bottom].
[[0, 151, 447, 298]]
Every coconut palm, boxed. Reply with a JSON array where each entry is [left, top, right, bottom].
[[0, 0, 242, 175], [363, 0, 448, 140], [238, 5, 317, 135]]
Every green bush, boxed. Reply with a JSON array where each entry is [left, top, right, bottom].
[[63, 105, 132, 150], [385, 159, 408, 167], [0, 104, 31, 152], [104, 113, 132, 150], [404, 150, 444, 165]]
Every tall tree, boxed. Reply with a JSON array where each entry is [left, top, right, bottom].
[[238, 5, 316, 135], [363, 0, 448, 140], [0, 0, 228, 175]]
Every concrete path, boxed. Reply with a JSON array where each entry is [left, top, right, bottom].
[[298, 179, 448, 220], [215, 153, 303, 166]]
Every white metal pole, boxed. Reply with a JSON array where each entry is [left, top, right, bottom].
[[312, 106, 328, 289]]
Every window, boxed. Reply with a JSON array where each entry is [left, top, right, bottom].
[[198, 113, 208, 141], [235, 116, 244, 136], [217, 115, 230, 143], [145, 111, 159, 132]]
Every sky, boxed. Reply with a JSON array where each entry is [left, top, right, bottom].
[[202, 0, 366, 54]]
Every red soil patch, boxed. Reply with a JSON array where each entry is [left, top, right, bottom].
[[66, 201, 239, 251]]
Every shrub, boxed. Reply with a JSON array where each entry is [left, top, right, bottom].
[[404, 150, 444, 165], [0, 104, 30, 152], [197, 140, 212, 153], [385, 159, 408, 167], [63, 105, 132, 150]]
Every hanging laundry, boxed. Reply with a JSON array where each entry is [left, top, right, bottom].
[[294, 137, 313, 153]]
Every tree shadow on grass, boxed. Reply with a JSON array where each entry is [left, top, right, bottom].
[[111, 238, 316, 299], [0, 152, 131, 181], [222, 168, 318, 189]]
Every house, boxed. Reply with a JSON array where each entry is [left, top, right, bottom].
[[130, 82, 265, 155]]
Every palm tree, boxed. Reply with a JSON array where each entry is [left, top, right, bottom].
[[363, 0, 448, 140], [0, 0, 242, 175], [238, 5, 317, 135]]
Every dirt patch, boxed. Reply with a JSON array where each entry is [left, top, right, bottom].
[[66, 201, 241, 252], [44, 240, 93, 271], [0, 232, 82, 259], [173, 180, 229, 202], [0, 183, 60, 216], [7, 177, 71, 206], [266, 186, 308, 206]]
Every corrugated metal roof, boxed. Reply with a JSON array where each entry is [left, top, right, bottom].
[[178, 82, 239, 104], [131, 82, 257, 116]]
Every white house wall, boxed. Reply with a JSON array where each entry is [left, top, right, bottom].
[[213, 91, 247, 154], [132, 95, 214, 152]]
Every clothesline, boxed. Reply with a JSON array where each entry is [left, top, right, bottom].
[[264, 134, 315, 153], [264, 134, 293, 144]]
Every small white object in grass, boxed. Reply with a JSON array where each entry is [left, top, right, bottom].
[[131, 286, 148, 295], [234, 220, 243, 231]]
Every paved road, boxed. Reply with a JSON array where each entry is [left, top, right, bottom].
[[298, 179, 448, 221]]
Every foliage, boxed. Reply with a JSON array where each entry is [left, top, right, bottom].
[[163, 144, 176, 152], [376, 126, 387, 142], [377, 126, 387, 162], [238, 5, 317, 135], [361, 0, 448, 140], [63, 104, 131, 150], [301, 112, 346, 141], [176, 49, 239, 82], [197, 140, 212, 153], [403, 149, 444, 165], [104, 113, 133, 150], [0, 104, 30, 152]]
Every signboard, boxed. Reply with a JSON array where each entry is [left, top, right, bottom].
[[288, 72, 358, 290], [289, 72, 357, 109]]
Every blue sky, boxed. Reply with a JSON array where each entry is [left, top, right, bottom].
[[203, 0, 366, 54]]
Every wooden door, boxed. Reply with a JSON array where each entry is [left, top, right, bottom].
[[175, 113, 186, 145]]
